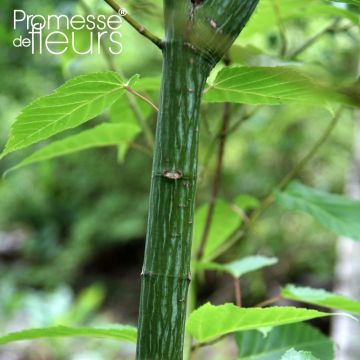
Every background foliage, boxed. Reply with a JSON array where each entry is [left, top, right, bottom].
[[0, 0, 359, 359]]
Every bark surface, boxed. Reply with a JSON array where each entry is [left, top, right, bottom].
[[136, 1, 259, 359]]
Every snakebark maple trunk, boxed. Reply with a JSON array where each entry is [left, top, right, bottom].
[[136, 2, 259, 359]]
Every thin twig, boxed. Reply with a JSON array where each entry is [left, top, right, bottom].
[[227, 106, 261, 136], [234, 277, 242, 307], [125, 86, 159, 112], [270, 0, 288, 57], [288, 18, 340, 59], [103, 0, 163, 49], [128, 142, 153, 157], [199, 105, 257, 190], [255, 295, 282, 307], [220, 108, 344, 255], [191, 335, 227, 352], [196, 102, 231, 260]]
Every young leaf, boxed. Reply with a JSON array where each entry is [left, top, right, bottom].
[[235, 194, 260, 211], [0, 72, 124, 159], [125, 74, 140, 87], [0, 325, 137, 346], [193, 199, 241, 261], [282, 285, 360, 315], [5, 124, 140, 173], [203, 67, 345, 106], [236, 323, 334, 360], [199, 255, 278, 278], [186, 303, 329, 343], [276, 182, 360, 242], [281, 349, 320, 360]]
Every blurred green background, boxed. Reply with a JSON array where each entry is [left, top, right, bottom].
[[0, 0, 359, 359]]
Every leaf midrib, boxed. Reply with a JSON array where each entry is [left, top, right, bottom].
[[209, 84, 317, 102]]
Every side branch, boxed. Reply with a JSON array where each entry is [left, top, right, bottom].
[[103, 0, 163, 50], [124, 85, 159, 112], [196, 102, 231, 260], [247, 107, 344, 229], [219, 108, 344, 256]]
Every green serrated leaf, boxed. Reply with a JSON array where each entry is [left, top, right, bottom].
[[0, 72, 124, 159], [282, 285, 360, 315], [203, 67, 346, 106], [236, 323, 334, 360], [5, 123, 140, 174], [0, 325, 137, 346], [199, 255, 278, 278], [276, 182, 360, 242], [281, 349, 320, 360], [186, 303, 330, 343]]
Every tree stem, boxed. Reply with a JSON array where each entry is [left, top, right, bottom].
[[135, 6, 213, 359], [136, 1, 259, 358]]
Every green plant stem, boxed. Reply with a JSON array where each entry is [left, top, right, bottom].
[[136, 5, 212, 359], [136, 0, 259, 357], [234, 277, 242, 307], [103, 0, 163, 49], [136, 37, 209, 360]]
